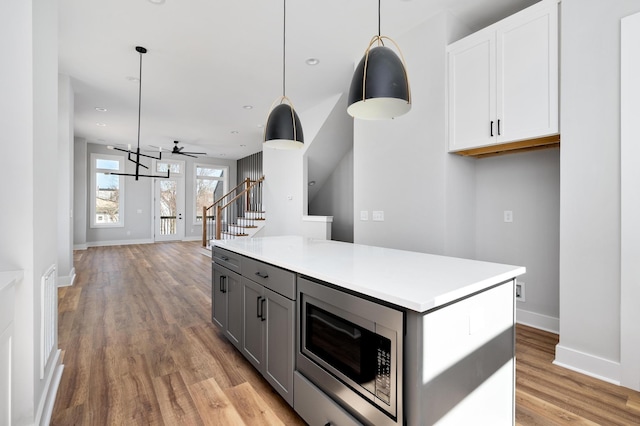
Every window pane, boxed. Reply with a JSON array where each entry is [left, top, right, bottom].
[[95, 172, 119, 223], [196, 166, 224, 178], [157, 162, 181, 173], [96, 159, 120, 171], [196, 179, 223, 221]]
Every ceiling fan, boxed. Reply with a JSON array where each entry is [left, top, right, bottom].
[[161, 141, 207, 158]]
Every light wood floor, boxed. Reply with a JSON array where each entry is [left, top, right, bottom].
[[51, 242, 640, 425]]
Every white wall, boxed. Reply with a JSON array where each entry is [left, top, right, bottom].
[[263, 147, 305, 236], [557, 0, 640, 388], [475, 149, 560, 332], [309, 149, 354, 242], [73, 138, 88, 248], [79, 143, 237, 246], [1, 0, 61, 423], [354, 12, 475, 255], [58, 74, 75, 286]]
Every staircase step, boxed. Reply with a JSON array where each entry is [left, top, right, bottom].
[[221, 231, 249, 237]]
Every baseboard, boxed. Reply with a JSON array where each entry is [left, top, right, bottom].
[[554, 344, 621, 386], [181, 236, 202, 242], [73, 243, 88, 250], [57, 268, 76, 288], [83, 239, 154, 248], [35, 349, 63, 426], [516, 308, 559, 334]]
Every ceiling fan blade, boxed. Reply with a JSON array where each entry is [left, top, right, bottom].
[[182, 151, 207, 155], [177, 152, 198, 158]]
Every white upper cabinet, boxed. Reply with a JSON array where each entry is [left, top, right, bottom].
[[448, 0, 559, 153]]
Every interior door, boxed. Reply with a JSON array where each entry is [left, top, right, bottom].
[[154, 175, 185, 241]]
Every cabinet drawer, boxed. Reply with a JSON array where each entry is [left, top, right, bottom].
[[243, 257, 296, 300], [212, 247, 241, 273], [294, 372, 362, 426]]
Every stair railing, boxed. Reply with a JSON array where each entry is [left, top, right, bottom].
[[202, 176, 264, 246]]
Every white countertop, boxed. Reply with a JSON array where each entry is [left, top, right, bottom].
[[214, 236, 525, 312]]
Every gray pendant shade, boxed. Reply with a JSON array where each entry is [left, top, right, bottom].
[[347, 45, 411, 120], [264, 102, 304, 149], [263, 0, 304, 150]]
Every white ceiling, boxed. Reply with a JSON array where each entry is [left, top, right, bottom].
[[59, 0, 538, 160]]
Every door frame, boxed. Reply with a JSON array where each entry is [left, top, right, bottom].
[[153, 159, 186, 242]]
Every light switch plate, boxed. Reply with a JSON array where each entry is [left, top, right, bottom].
[[373, 211, 384, 221], [360, 211, 369, 221]]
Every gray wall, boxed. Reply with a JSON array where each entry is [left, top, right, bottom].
[[77, 142, 237, 246], [352, 10, 561, 333], [475, 149, 560, 331], [354, 12, 475, 256], [557, 0, 640, 387], [309, 149, 354, 243]]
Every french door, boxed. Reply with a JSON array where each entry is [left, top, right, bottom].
[[154, 161, 185, 241]]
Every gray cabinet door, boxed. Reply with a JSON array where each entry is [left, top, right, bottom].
[[224, 269, 242, 351], [242, 277, 264, 371], [264, 288, 295, 406], [212, 263, 227, 329]]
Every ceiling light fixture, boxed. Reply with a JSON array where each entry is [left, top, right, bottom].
[[107, 46, 168, 180], [264, 0, 304, 149], [95, 107, 107, 112], [96, 122, 107, 127], [305, 58, 320, 66], [347, 0, 411, 120], [243, 105, 253, 110]]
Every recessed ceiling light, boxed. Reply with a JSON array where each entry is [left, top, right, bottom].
[[95, 107, 107, 112], [257, 124, 264, 128], [231, 130, 239, 134], [126, 76, 140, 82], [147, 0, 165, 4], [96, 123, 107, 127], [242, 105, 253, 110], [306, 58, 320, 66], [309, 180, 316, 186]]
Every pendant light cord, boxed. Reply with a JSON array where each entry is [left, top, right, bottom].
[[378, 0, 381, 37], [282, 0, 287, 97], [137, 50, 143, 150]]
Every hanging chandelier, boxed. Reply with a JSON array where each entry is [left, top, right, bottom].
[[108, 46, 169, 180], [263, 0, 304, 149], [347, 0, 411, 120]]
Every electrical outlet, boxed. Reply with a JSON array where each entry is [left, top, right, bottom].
[[372, 211, 384, 221], [515, 281, 526, 302], [504, 210, 513, 223]]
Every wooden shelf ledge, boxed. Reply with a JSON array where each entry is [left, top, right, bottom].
[[452, 134, 560, 158]]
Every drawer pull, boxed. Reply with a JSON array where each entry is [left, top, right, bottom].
[[490, 120, 494, 137], [221, 256, 229, 261], [255, 271, 269, 279]]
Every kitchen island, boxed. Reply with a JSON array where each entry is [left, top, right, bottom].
[[212, 236, 525, 425]]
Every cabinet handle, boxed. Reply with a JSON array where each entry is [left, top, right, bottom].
[[490, 120, 494, 137], [221, 256, 229, 261], [256, 295, 262, 318], [260, 298, 266, 321], [497, 119, 501, 136], [219, 276, 226, 293], [255, 271, 269, 279]]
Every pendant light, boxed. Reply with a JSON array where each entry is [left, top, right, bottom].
[[108, 46, 169, 180], [347, 0, 411, 120], [264, 0, 304, 149]]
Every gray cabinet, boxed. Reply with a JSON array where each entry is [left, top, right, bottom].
[[241, 262, 295, 406], [212, 263, 242, 351], [213, 247, 296, 407]]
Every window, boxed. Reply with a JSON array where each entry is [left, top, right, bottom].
[[156, 160, 183, 175], [91, 153, 125, 228], [195, 164, 227, 222]]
